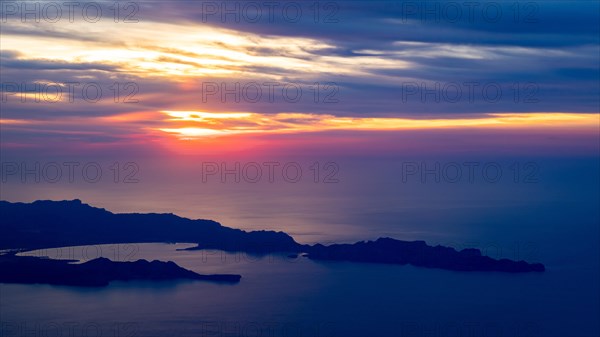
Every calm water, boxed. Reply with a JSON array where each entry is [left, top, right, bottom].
[[3, 242, 599, 337], [2, 156, 599, 336]]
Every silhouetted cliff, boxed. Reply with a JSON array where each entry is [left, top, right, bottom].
[[0, 200, 545, 273], [0, 199, 299, 253]]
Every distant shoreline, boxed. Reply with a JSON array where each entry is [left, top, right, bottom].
[[1, 199, 545, 283]]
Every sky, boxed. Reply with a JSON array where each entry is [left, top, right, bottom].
[[0, 0, 598, 157]]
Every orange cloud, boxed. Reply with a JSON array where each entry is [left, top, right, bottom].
[[156, 111, 600, 139]]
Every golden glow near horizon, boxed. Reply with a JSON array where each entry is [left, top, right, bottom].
[[155, 111, 600, 139], [0, 111, 600, 138], [4, 112, 597, 142]]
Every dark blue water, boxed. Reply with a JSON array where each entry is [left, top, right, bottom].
[[4, 241, 599, 337], [2, 156, 598, 336]]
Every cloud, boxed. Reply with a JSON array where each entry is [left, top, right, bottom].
[[0, 0, 598, 153], [156, 110, 600, 138]]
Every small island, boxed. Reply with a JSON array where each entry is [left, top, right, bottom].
[[0, 253, 241, 287], [305, 238, 545, 272]]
